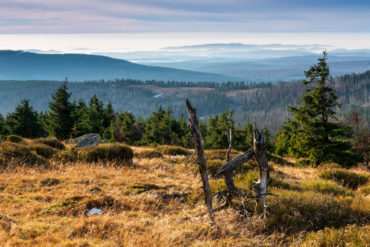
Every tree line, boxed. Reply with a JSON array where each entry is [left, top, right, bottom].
[[0, 83, 270, 152]]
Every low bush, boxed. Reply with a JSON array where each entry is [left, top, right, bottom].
[[297, 225, 369, 247], [7, 135, 23, 143], [33, 138, 65, 150], [78, 144, 134, 165], [53, 149, 78, 163], [319, 169, 368, 190], [30, 143, 57, 159], [266, 190, 364, 234], [135, 150, 163, 159], [156, 145, 190, 156], [301, 179, 352, 196], [0, 141, 48, 168]]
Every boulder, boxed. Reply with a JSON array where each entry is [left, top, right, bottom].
[[74, 133, 101, 148]]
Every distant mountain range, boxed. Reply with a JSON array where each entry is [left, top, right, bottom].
[[3, 43, 370, 82], [97, 43, 370, 82], [0, 50, 237, 82]]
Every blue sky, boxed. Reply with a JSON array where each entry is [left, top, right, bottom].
[[0, 0, 370, 33]]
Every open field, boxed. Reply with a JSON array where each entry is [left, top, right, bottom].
[[0, 144, 369, 246]]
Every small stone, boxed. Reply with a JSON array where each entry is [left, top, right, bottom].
[[87, 208, 102, 216]]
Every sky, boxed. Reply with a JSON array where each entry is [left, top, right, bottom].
[[0, 0, 370, 52]]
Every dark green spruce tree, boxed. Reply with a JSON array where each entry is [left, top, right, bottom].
[[0, 114, 7, 135], [6, 99, 44, 138], [276, 51, 356, 166], [47, 82, 74, 140]]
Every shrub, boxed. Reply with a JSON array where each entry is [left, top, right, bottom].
[[136, 150, 163, 159], [79, 144, 134, 165], [266, 190, 363, 234], [319, 169, 368, 190], [156, 145, 190, 156], [301, 179, 352, 196], [7, 135, 23, 143], [0, 142, 48, 168], [33, 138, 65, 150], [53, 149, 77, 163], [298, 225, 369, 247], [30, 143, 57, 159]]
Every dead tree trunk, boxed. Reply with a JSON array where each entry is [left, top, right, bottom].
[[185, 99, 215, 224], [253, 126, 270, 213], [214, 123, 271, 215], [226, 129, 232, 162], [214, 148, 253, 199]]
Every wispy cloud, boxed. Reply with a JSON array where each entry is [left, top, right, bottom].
[[0, 0, 369, 33]]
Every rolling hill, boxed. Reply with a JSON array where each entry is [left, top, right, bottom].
[[0, 50, 238, 82]]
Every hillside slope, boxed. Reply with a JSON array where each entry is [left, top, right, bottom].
[[0, 51, 237, 82], [0, 143, 369, 246]]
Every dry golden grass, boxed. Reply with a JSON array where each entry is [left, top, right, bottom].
[[0, 146, 369, 246]]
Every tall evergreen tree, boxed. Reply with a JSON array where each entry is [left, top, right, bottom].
[[79, 95, 105, 135], [6, 99, 44, 138], [47, 82, 74, 139], [276, 52, 355, 166], [103, 102, 115, 129], [0, 114, 6, 135]]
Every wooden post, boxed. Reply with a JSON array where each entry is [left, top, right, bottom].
[[185, 99, 215, 224]]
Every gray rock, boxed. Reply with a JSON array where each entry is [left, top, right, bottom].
[[74, 133, 101, 148]]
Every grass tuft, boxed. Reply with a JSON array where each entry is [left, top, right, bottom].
[[0, 141, 48, 168], [30, 143, 57, 159], [319, 169, 368, 189], [135, 150, 163, 159], [7, 135, 23, 143], [301, 179, 353, 196], [296, 224, 369, 247], [266, 190, 364, 234], [78, 143, 134, 165], [33, 138, 65, 150], [156, 145, 190, 156]]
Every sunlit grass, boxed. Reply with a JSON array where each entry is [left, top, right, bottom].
[[0, 145, 369, 246]]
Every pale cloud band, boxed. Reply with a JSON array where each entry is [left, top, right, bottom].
[[0, 0, 369, 33]]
